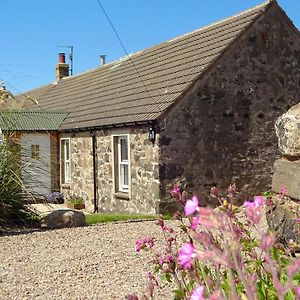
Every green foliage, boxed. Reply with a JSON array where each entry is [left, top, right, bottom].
[[69, 197, 84, 205], [85, 213, 168, 225], [134, 185, 300, 299], [262, 190, 274, 198], [0, 132, 38, 227]]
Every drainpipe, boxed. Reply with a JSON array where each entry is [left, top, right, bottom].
[[91, 131, 98, 213]]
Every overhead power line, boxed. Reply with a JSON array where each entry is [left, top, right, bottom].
[[95, 0, 157, 107], [96, 0, 130, 58]]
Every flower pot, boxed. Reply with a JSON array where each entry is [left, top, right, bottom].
[[67, 202, 85, 210]]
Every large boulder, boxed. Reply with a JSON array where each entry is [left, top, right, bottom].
[[40, 209, 86, 229], [275, 103, 300, 157], [266, 194, 300, 246], [272, 158, 300, 200]]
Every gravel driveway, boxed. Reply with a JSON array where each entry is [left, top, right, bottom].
[[0, 221, 175, 300]]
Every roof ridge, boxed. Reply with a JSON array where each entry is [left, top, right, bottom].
[[167, 1, 270, 44]]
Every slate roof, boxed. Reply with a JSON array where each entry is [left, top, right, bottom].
[[0, 111, 67, 131], [21, 1, 271, 130]]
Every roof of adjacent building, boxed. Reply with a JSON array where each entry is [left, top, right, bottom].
[[21, 1, 272, 130], [0, 111, 67, 131]]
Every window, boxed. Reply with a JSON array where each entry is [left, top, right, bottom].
[[60, 138, 70, 184], [113, 135, 130, 193], [0, 128, 3, 145], [31, 145, 40, 160]]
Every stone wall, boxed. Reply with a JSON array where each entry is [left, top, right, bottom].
[[158, 4, 300, 205], [96, 127, 160, 214], [60, 132, 94, 212], [60, 126, 160, 214], [272, 103, 300, 200]]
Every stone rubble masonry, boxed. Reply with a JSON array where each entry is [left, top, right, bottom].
[[272, 103, 300, 199], [275, 103, 300, 158], [60, 132, 94, 212], [60, 127, 160, 214], [272, 158, 300, 200], [158, 4, 300, 206]]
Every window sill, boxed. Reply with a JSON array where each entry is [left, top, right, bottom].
[[114, 192, 130, 200], [61, 183, 71, 189]]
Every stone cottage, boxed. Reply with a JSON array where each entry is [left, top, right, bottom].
[[19, 0, 300, 213]]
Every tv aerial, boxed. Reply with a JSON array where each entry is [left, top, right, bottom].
[[57, 45, 73, 76]]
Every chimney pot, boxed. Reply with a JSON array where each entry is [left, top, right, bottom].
[[99, 54, 106, 66], [58, 52, 66, 64], [59, 52, 66, 64], [56, 52, 69, 80]]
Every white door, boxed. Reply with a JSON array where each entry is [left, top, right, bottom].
[[21, 133, 51, 198]]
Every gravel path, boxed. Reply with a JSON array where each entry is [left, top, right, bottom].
[[0, 210, 268, 300], [0, 220, 176, 300]]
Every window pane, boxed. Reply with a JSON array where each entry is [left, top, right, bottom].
[[65, 141, 70, 160], [123, 164, 128, 186], [65, 161, 70, 182], [120, 138, 128, 161], [61, 139, 71, 184], [120, 164, 128, 190]]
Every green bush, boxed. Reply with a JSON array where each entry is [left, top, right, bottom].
[[0, 132, 38, 228]]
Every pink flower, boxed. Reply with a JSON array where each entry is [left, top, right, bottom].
[[190, 285, 204, 300], [207, 290, 224, 300], [288, 258, 300, 277], [260, 234, 275, 252], [246, 206, 261, 224], [254, 196, 264, 206], [280, 185, 288, 195], [198, 207, 218, 228], [244, 196, 264, 208], [135, 237, 155, 252], [190, 216, 200, 230], [195, 231, 213, 247], [227, 183, 237, 196], [162, 225, 174, 233], [185, 196, 199, 216], [244, 196, 264, 224], [178, 243, 195, 269], [210, 187, 218, 197], [296, 287, 300, 300], [170, 185, 181, 200]]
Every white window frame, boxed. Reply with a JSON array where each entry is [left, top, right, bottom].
[[0, 128, 3, 145], [112, 133, 130, 194], [118, 136, 129, 192], [60, 138, 71, 184]]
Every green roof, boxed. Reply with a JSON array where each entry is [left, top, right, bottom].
[[0, 111, 68, 131]]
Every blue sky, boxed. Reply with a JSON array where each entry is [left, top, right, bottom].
[[1, 0, 299, 93]]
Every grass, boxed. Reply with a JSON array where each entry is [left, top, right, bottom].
[[85, 213, 172, 225]]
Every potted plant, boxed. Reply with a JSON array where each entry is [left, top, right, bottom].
[[66, 196, 85, 210]]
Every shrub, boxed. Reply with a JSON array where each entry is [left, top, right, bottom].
[[0, 131, 38, 227], [68, 196, 84, 205], [0, 90, 40, 227], [130, 185, 300, 300]]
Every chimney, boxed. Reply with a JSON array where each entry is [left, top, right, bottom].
[[99, 54, 106, 66], [56, 52, 69, 80]]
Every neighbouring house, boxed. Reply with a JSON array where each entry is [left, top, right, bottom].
[[16, 0, 300, 213], [0, 110, 67, 200]]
